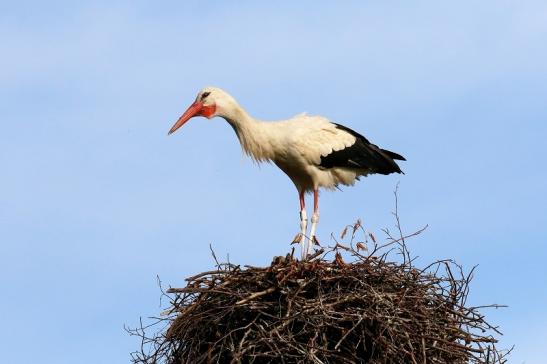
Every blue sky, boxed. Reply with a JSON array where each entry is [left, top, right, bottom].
[[1, 1, 546, 362]]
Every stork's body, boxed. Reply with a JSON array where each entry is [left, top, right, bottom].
[[168, 87, 405, 259]]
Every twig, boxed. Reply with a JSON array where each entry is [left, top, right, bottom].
[[236, 287, 276, 305]]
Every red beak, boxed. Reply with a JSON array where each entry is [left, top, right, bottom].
[[168, 101, 218, 135], [168, 101, 204, 135]]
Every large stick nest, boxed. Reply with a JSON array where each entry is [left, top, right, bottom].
[[129, 219, 508, 364]]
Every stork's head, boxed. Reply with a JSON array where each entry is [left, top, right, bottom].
[[168, 86, 237, 135]]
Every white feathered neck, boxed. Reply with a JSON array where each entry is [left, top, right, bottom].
[[218, 100, 278, 163]]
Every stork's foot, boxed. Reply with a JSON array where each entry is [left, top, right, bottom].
[[302, 236, 320, 258]]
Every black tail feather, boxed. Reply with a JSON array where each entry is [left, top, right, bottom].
[[381, 149, 406, 161]]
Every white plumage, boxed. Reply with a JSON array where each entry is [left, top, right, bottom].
[[168, 87, 405, 259]]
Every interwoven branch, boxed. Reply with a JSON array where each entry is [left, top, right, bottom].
[[127, 231, 509, 363]]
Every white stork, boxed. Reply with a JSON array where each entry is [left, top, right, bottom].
[[168, 87, 405, 259]]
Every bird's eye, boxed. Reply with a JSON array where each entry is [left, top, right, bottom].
[[201, 92, 210, 99]]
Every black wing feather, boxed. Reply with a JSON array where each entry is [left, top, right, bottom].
[[319, 123, 405, 175]]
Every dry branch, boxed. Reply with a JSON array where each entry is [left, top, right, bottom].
[[128, 232, 509, 363]]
